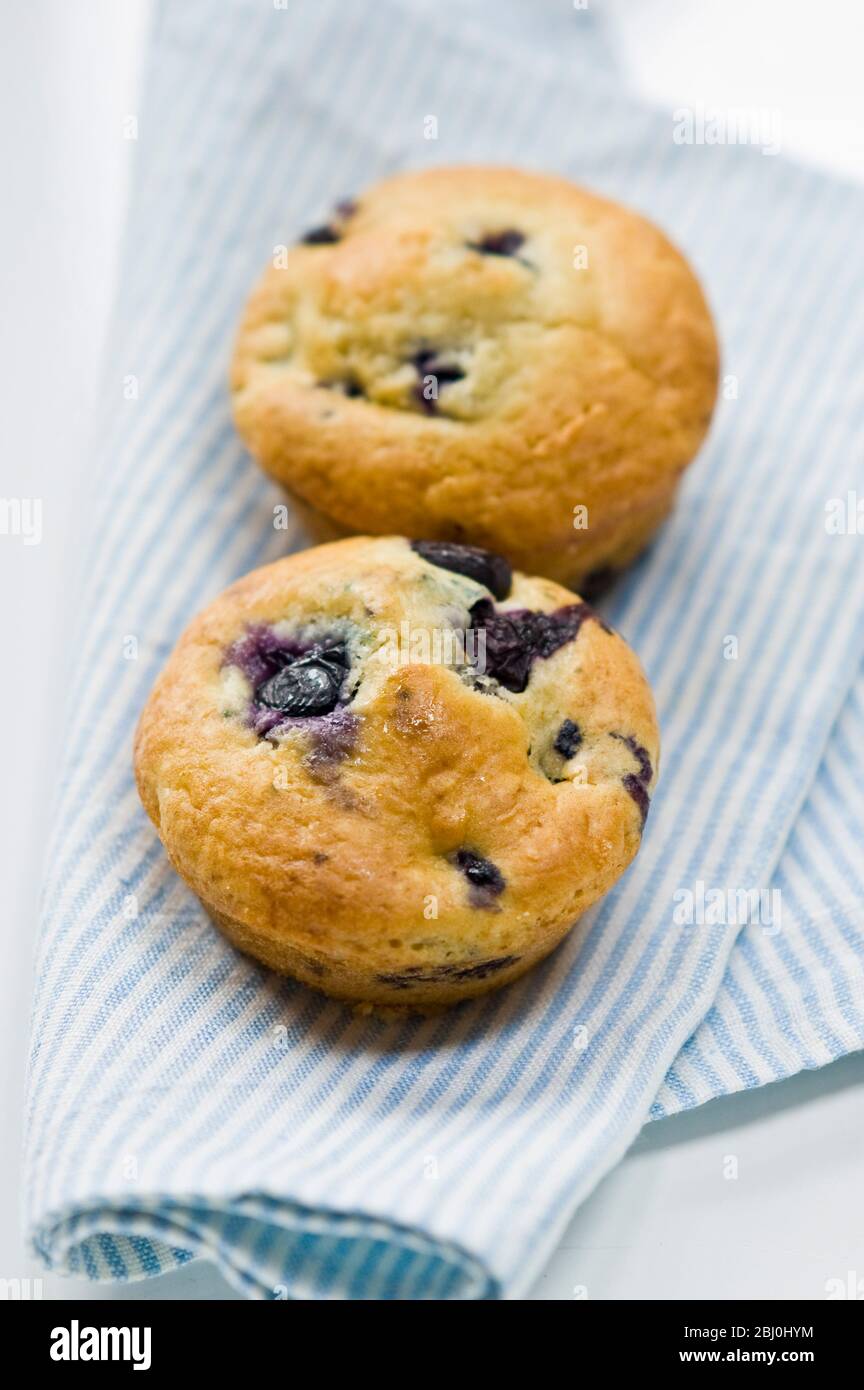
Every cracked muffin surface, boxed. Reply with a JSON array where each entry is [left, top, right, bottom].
[[231, 165, 719, 587], [134, 536, 660, 1010]]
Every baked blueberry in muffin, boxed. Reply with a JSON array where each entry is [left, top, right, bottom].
[[231, 165, 719, 587], [134, 537, 660, 1010]]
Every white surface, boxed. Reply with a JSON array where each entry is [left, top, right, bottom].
[[607, 0, 864, 181], [1, 0, 862, 1301]]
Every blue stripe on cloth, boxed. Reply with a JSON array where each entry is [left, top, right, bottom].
[[654, 679, 864, 1117], [24, 0, 864, 1297]]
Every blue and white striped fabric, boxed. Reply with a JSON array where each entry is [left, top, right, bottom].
[[25, 0, 864, 1298], [656, 678, 864, 1116]]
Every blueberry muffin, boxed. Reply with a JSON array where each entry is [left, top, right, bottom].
[[134, 537, 659, 1010], [231, 165, 718, 588]]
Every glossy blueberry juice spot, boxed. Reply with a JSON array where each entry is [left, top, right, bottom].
[[411, 539, 512, 600]]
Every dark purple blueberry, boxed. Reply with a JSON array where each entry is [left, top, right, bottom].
[[412, 349, 466, 414], [470, 598, 602, 693], [610, 732, 653, 787], [376, 956, 518, 988], [299, 198, 355, 247], [554, 719, 582, 759], [610, 733, 653, 826], [316, 643, 350, 670], [450, 848, 505, 908], [226, 627, 359, 745], [623, 773, 650, 827], [227, 627, 350, 726], [317, 376, 365, 398], [299, 225, 341, 245], [467, 230, 525, 257], [257, 653, 344, 717], [411, 539, 512, 599], [225, 624, 314, 689], [450, 956, 518, 981], [412, 349, 465, 382]]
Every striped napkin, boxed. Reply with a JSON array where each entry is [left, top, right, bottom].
[[25, 0, 864, 1298]]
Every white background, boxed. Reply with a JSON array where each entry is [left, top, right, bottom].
[[1, 0, 863, 1301]]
